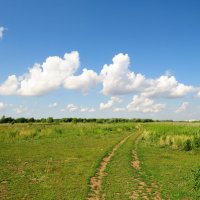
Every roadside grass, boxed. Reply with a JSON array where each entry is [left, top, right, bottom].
[[0, 123, 135, 199]]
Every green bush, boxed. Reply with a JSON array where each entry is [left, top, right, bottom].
[[183, 139, 192, 151], [193, 137, 200, 148]]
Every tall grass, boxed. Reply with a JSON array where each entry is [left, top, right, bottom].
[[142, 123, 200, 151]]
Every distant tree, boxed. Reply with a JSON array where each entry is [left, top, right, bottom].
[[15, 117, 27, 123], [0, 116, 14, 123], [28, 117, 35, 123], [72, 118, 78, 124], [96, 119, 103, 123], [47, 117, 54, 123], [0, 115, 6, 123], [40, 118, 46, 123]]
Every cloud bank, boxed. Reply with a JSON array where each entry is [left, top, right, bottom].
[[0, 51, 99, 96], [0, 51, 198, 115]]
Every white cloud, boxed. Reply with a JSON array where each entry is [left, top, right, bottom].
[[0, 26, 5, 39], [80, 108, 88, 112], [197, 90, 200, 98], [48, 102, 58, 108], [100, 53, 194, 99], [63, 68, 100, 94], [100, 53, 147, 95], [18, 51, 80, 95], [0, 52, 198, 101], [127, 95, 165, 113], [0, 75, 19, 95], [113, 107, 126, 112], [13, 105, 27, 114], [80, 107, 96, 112], [67, 104, 79, 112], [100, 96, 122, 110], [0, 51, 97, 96], [142, 75, 194, 98], [60, 108, 66, 112], [66, 104, 95, 113], [88, 108, 96, 112], [0, 102, 7, 110], [175, 102, 189, 113]]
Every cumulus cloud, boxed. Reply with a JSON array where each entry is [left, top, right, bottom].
[[100, 53, 147, 95], [0, 51, 99, 96], [63, 68, 100, 94], [88, 108, 96, 112], [113, 107, 126, 112], [48, 102, 58, 108], [61, 105, 95, 113], [0, 51, 197, 100], [197, 90, 200, 98], [142, 75, 194, 98], [13, 105, 27, 114], [100, 96, 122, 110], [67, 104, 79, 112], [127, 95, 165, 113], [18, 51, 80, 95], [175, 102, 189, 113], [0, 102, 7, 110], [80, 108, 88, 112], [0, 26, 5, 39], [0, 75, 19, 95], [100, 53, 194, 99], [80, 107, 96, 112]]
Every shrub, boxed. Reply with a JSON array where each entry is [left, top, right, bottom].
[[54, 128, 63, 135], [183, 139, 192, 151], [193, 137, 200, 148]]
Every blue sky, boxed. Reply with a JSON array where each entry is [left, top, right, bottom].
[[0, 0, 200, 120]]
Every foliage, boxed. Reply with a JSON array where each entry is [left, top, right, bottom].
[[0, 115, 168, 124]]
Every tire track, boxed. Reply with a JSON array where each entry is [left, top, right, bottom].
[[87, 134, 131, 200], [130, 127, 163, 200]]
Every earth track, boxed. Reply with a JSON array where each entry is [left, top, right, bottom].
[[87, 134, 132, 200], [130, 126, 163, 200]]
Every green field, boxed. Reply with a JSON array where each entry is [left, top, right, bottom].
[[0, 122, 200, 199]]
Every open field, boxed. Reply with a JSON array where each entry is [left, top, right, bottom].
[[0, 122, 200, 199], [139, 123, 200, 199]]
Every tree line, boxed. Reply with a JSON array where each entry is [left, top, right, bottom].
[[0, 115, 175, 124]]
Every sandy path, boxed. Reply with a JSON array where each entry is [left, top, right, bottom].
[[88, 134, 131, 200]]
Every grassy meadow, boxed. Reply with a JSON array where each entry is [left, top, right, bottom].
[[0, 123, 135, 199], [139, 123, 200, 199], [0, 122, 200, 199]]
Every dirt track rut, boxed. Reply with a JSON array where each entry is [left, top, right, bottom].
[[88, 134, 131, 200], [130, 126, 162, 200]]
